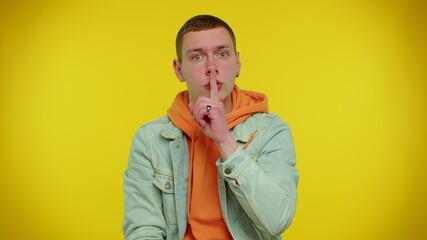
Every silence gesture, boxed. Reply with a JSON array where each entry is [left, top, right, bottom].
[[188, 72, 237, 159]]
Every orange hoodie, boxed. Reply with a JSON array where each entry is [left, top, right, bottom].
[[167, 85, 268, 239]]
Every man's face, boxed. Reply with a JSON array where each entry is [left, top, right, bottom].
[[173, 27, 241, 104]]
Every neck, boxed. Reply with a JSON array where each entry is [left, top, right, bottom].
[[223, 95, 233, 114]]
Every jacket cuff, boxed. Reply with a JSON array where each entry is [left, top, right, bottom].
[[216, 146, 252, 188]]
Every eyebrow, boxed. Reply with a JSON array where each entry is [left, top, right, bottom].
[[185, 45, 231, 55]]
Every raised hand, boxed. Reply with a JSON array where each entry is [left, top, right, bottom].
[[188, 72, 237, 159]]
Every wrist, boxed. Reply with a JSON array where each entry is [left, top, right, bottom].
[[215, 134, 238, 160]]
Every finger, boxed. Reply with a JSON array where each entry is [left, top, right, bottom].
[[209, 72, 219, 100], [195, 104, 208, 127], [190, 99, 205, 119]]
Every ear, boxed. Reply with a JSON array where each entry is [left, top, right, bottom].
[[173, 59, 185, 82], [235, 52, 241, 77]]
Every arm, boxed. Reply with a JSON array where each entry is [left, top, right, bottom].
[[217, 115, 299, 236], [123, 127, 166, 240]]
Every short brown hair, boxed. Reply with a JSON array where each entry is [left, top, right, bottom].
[[175, 15, 236, 62]]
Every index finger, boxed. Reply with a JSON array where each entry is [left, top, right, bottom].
[[209, 72, 219, 100]]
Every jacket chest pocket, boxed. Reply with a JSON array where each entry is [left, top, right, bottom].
[[153, 173, 178, 225]]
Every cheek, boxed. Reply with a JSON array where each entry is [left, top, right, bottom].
[[182, 65, 202, 78], [221, 62, 238, 74]]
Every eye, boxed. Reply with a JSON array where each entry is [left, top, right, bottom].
[[218, 51, 229, 58], [192, 55, 203, 61]]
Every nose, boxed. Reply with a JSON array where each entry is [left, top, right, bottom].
[[205, 56, 219, 76]]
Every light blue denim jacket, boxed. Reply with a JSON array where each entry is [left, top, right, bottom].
[[123, 112, 298, 240]]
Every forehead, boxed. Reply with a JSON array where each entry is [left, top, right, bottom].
[[181, 27, 234, 51]]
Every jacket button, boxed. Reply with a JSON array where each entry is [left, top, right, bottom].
[[225, 167, 233, 175], [165, 182, 171, 190]]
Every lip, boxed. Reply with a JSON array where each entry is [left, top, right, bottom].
[[204, 81, 223, 90]]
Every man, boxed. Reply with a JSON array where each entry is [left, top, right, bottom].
[[123, 15, 298, 239]]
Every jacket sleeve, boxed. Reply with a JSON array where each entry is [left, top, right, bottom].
[[217, 114, 299, 236], [123, 127, 166, 240]]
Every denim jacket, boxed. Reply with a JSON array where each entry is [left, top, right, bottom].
[[123, 112, 298, 240]]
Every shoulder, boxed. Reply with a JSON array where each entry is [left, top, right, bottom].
[[134, 115, 182, 141], [233, 113, 291, 141], [133, 116, 171, 139], [140, 115, 171, 128], [244, 112, 290, 129]]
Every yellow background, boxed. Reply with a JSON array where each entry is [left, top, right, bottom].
[[1, 0, 426, 239]]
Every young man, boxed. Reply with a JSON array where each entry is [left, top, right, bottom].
[[123, 15, 299, 239]]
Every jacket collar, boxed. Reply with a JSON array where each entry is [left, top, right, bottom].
[[160, 117, 254, 143], [160, 121, 183, 140], [231, 120, 254, 143]]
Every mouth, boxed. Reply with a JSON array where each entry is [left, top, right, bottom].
[[204, 81, 223, 90]]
